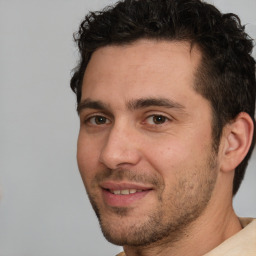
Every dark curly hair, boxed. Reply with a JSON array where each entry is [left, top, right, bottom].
[[70, 0, 256, 195]]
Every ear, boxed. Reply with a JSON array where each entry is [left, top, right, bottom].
[[220, 112, 254, 173]]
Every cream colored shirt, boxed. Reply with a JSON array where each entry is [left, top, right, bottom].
[[116, 218, 256, 256]]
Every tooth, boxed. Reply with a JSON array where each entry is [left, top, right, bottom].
[[121, 190, 129, 195], [111, 189, 144, 195], [129, 189, 137, 194]]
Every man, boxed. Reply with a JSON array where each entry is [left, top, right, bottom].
[[70, 0, 256, 255]]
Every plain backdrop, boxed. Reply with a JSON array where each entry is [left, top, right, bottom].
[[0, 0, 255, 255]]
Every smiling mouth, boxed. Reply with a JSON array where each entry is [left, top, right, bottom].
[[101, 185, 152, 207], [109, 189, 144, 195]]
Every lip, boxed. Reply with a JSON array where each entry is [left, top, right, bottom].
[[100, 181, 153, 207], [100, 181, 152, 191]]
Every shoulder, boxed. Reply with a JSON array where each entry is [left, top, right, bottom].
[[204, 218, 256, 256], [116, 252, 126, 256]]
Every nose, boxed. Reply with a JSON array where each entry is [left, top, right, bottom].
[[99, 123, 142, 169]]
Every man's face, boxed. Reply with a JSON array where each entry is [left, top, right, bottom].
[[77, 40, 219, 246]]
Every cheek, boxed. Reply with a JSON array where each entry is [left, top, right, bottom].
[[143, 133, 211, 183], [144, 138, 192, 171], [77, 133, 102, 183]]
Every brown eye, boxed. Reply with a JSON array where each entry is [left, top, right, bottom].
[[153, 115, 166, 124], [89, 116, 110, 125], [146, 115, 168, 125]]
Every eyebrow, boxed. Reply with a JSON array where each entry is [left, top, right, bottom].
[[127, 98, 185, 111], [77, 97, 186, 114], [77, 99, 109, 114]]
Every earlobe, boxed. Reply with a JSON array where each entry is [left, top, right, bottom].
[[220, 112, 254, 173]]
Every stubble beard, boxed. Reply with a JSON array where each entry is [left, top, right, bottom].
[[85, 149, 218, 247]]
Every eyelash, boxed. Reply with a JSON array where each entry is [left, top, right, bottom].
[[85, 115, 111, 126], [144, 115, 169, 125], [83, 114, 170, 127]]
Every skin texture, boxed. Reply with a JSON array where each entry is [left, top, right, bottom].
[[77, 40, 248, 256]]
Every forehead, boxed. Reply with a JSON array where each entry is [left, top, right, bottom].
[[81, 39, 203, 106]]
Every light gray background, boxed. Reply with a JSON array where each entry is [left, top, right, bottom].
[[0, 0, 255, 255]]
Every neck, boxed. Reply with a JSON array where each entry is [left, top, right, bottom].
[[123, 195, 241, 256]]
